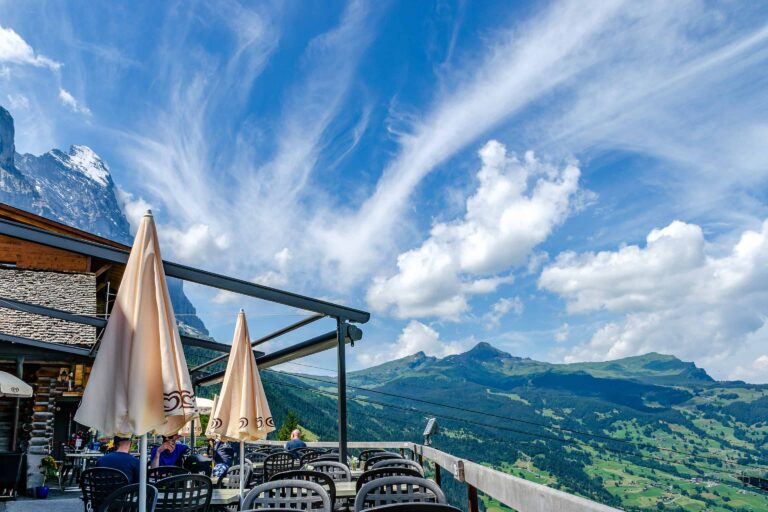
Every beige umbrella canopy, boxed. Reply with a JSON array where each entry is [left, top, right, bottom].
[[74, 211, 199, 436], [209, 310, 275, 441], [0, 371, 32, 398], [204, 394, 220, 439]]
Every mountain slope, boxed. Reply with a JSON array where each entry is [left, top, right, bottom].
[[265, 343, 768, 512]]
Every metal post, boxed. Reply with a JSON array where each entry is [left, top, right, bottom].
[[11, 356, 23, 451], [434, 462, 442, 488], [468, 484, 479, 512], [139, 434, 147, 512], [418, 453, 424, 467], [336, 318, 348, 464]]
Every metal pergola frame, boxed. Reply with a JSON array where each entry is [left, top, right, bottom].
[[0, 217, 370, 462]]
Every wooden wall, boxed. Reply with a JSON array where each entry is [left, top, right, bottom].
[[0, 234, 89, 272]]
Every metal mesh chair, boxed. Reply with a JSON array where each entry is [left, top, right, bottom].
[[308, 461, 351, 482], [81, 467, 130, 512], [154, 474, 212, 512], [242, 480, 331, 512], [364, 504, 460, 512], [264, 452, 298, 481], [148, 466, 190, 483], [300, 451, 323, 467], [371, 460, 424, 476], [313, 454, 344, 463], [355, 468, 422, 493], [354, 476, 446, 512], [98, 483, 158, 512], [269, 470, 336, 505], [247, 452, 269, 485], [358, 450, 385, 463], [363, 454, 402, 471], [217, 463, 252, 490]]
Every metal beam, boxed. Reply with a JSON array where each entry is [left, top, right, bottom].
[[189, 313, 325, 374], [195, 328, 359, 386], [0, 331, 93, 357], [0, 218, 370, 323]]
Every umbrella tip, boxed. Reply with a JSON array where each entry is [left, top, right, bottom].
[[144, 209, 153, 217], [239, 308, 245, 314]]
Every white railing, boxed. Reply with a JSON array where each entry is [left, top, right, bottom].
[[255, 440, 622, 512]]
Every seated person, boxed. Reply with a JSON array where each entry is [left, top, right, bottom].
[[212, 440, 240, 477], [96, 435, 140, 483], [150, 434, 189, 468], [284, 429, 307, 451]]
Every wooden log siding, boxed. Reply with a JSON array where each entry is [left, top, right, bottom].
[[256, 441, 622, 512]]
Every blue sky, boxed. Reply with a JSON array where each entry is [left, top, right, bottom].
[[2, 1, 768, 382]]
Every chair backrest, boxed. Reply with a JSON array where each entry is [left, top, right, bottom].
[[354, 476, 446, 512], [364, 453, 402, 471], [355, 468, 422, 493], [264, 452, 298, 480], [358, 449, 385, 462], [308, 461, 351, 482], [364, 504, 462, 512], [218, 463, 252, 489], [313, 454, 343, 463], [242, 479, 331, 512], [147, 465, 190, 483], [154, 474, 213, 512], [98, 483, 159, 512], [247, 452, 269, 463], [270, 469, 336, 504], [371, 459, 424, 476], [299, 451, 323, 467], [81, 467, 130, 512]]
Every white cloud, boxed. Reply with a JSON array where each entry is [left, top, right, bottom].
[[116, 187, 153, 234], [161, 223, 231, 264], [6, 93, 28, 110], [554, 323, 569, 343], [357, 320, 473, 366], [367, 140, 582, 320], [0, 25, 61, 70], [58, 88, 91, 115], [484, 297, 524, 328], [253, 248, 292, 288], [539, 220, 768, 380]]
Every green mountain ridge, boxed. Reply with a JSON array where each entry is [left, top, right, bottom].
[[225, 342, 768, 511]]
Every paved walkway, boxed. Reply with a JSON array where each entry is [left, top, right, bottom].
[[2, 499, 80, 512]]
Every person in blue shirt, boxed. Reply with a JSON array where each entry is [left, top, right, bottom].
[[96, 435, 140, 483], [150, 434, 189, 467], [284, 429, 307, 451]]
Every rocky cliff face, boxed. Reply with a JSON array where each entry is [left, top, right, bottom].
[[0, 106, 209, 336]]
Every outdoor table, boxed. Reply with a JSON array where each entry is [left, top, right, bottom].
[[209, 488, 242, 506], [335, 481, 357, 499], [351, 469, 364, 479]]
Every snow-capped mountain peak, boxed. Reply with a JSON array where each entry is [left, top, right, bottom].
[[50, 144, 111, 187]]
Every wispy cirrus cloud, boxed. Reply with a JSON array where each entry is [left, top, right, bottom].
[[0, 25, 61, 70]]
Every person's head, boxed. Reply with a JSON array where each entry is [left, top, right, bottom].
[[290, 429, 302, 440], [162, 434, 181, 447], [113, 435, 132, 452]]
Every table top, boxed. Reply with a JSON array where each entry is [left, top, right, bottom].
[[210, 488, 241, 505], [65, 452, 142, 458], [335, 481, 357, 498]]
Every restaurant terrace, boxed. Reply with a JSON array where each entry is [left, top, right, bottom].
[[0, 203, 618, 512]]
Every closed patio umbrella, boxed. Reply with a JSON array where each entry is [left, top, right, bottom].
[[74, 211, 199, 510], [209, 310, 275, 499], [204, 394, 220, 439]]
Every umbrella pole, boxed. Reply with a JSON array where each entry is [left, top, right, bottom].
[[139, 433, 148, 511], [239, 441, 245, 501]]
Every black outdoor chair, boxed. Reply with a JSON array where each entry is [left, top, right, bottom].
[[80, 467, 130, 512], [300, 451, 324, 467], [313, 454, 344, 463], [246, 452, 268, 485], [365, 504, 461, 512], [217, 463, 252, 490], [354, 476, 446, 512], [363, 453, 402, 471], [371, 459, 424, 476], [154, 474, 212, 512], [308, 461, 351, 482], [58, 444, 81, 487], [269, 470, 336, 505], [355, 468, 422, 493], [147, 465, 190, 483], [358, 450, 385, 463], [263, 452, 298, 481], [241, 480, 331, 512], [98, 483, 159, 512]]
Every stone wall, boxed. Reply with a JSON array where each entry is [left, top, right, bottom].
[[0, 267, 97, 345]]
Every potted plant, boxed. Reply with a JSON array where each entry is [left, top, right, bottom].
[[36, 456, 57, 499]]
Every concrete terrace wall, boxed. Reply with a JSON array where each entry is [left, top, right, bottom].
[[0, 267, 97, 345]]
